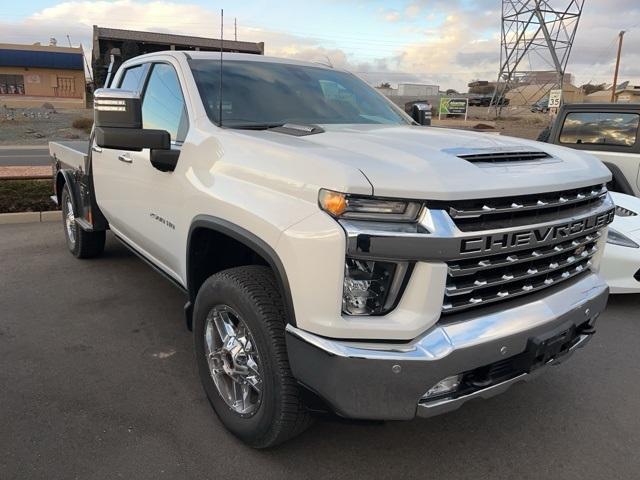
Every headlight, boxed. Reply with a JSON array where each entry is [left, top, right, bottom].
[[342, 258, 410, 315], [607, 228, 639, 248], [319, 189, 422, 222]]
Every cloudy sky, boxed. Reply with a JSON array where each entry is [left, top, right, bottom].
[[2, 0, 639, 90]]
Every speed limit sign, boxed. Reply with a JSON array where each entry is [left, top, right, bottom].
[[548, 89, 562, 113]]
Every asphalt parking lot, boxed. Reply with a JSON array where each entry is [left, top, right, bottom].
[[1, 222, 639, 480]]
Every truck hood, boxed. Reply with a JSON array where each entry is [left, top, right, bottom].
[[242, 124, 612, 201]]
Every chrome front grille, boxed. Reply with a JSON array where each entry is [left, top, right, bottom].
[[339, 183, 614, 317], [438, 184, 607, 232], [443, 230, 602, 314]]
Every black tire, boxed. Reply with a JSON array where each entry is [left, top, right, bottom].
[[193, 265, 312, 448], [61, 185, 105, 259]]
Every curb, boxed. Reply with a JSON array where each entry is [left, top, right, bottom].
[[0, 175, 52, 181], [0, 210, 61, 225], [0, 145, 49, 150]]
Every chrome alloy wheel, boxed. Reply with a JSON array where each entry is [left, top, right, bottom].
[[64, 195, 76, 247], [204, 305, 263, 416]]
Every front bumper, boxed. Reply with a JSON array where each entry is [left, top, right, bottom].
[[286, 273, 609, 420]]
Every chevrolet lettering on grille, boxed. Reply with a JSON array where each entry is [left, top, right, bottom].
[[460, 209, 615, 255]]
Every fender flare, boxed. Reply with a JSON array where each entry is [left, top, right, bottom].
[[56, 169, 81, 214], [187, 215, 297, 327], [602, 161, 635, 196]]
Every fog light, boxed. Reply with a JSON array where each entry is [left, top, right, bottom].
[[342, 258, 408, 315], [422, 375, 462, 400]]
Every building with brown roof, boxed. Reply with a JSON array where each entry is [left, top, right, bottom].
[[0, 42, 87, 108]]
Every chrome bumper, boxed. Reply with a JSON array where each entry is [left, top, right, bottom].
[[416, 331, 591, 418], [285, 273, 609, 420]]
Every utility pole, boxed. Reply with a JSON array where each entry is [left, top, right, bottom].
[[234, 18, 237, 41], [611, 30, 625, 103]]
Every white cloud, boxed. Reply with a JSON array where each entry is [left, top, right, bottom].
[[0, 0, 638, 91], [382, 10, 401, 23]]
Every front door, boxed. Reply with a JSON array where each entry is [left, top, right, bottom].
[[92, 61, 190, 282]]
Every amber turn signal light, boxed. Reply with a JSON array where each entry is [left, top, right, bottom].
[[319, 189, 348, 217]]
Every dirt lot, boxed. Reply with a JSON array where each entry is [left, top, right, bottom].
[[435, 106, 553, 140], [0, 105, 92, 145], [0, 104, 552, 146]]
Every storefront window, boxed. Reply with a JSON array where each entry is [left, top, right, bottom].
[[0, 74, 25, 95]]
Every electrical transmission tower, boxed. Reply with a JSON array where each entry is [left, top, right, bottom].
[[492, 0, 584, 116]]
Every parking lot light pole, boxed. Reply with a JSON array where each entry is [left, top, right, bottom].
[[611, 30, 625, 103]]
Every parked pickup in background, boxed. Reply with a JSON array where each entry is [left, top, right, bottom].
[[540, 103, 640, 196], [50, 51, 614, 447]]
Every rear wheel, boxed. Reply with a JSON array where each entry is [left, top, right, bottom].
[[61, 185, 105, 258], [193, 265, 312, 448]]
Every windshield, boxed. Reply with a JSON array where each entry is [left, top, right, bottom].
[[189, 59, 410, 127]]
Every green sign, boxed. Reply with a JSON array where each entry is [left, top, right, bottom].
[[439, 97, 468, 115]]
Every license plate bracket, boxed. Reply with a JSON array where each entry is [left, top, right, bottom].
[[524, 323, 581, 371]]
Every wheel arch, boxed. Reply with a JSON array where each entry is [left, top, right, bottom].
[[602, 161, 636, 196], [55, 170, 79, 207], [186, 215, 297, 329]]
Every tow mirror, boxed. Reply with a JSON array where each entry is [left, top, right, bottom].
[[93, 88, 171, 151], [94, 88, 142, 129], [410, 103, 432, 126], [93, 88, 179, 172]]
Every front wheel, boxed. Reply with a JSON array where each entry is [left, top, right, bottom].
[[61, 185, 105, 258], [193, 266, 312, 448]]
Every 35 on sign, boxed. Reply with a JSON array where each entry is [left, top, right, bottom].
[[549, 90, 562, 108]]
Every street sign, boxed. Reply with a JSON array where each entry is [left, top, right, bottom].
[[438, 97, 468, 120], [548, 89, 562, 114]]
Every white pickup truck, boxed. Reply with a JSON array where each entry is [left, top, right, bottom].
[[50, 51, 614, 448]]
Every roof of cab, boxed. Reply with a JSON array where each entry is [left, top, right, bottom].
[[124, 50, 336, 70], [561, 103, 640, 111]]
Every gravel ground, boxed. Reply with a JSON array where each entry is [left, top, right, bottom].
[[0, 166, 50, 179], [1, 222, 639, 480], [0, 106, 91, 145], [0, 105, 551, 146]]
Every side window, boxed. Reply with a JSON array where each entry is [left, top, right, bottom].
[[560, 112, 639, 147], [118, 65, 147, 92], [142, 63, 189, 144]]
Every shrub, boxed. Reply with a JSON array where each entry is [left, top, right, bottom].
[[0, 179, 58, 213], [72, 117, 93, 134]]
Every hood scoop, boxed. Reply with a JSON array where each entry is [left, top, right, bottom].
[[447, 147, 552, 164]]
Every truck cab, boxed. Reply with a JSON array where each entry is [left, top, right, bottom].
[[546, 103, 640, 196]]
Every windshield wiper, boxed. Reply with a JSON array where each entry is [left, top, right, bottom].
[[227, 122, 324, 136]]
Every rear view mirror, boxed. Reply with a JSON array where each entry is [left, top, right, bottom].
[[95, 127, 170, 151], [411, 103, 432, 126], [93, 88, 171, 151], [94, 88, 142, 129]]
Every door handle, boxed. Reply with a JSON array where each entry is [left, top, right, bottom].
[[118, 153, 133, 163], [91, 145, 102, 153]]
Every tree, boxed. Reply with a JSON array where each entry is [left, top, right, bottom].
[[377, 82, 391, 89], [446, 88, 459, 95], [580, 83, 607, 96]]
